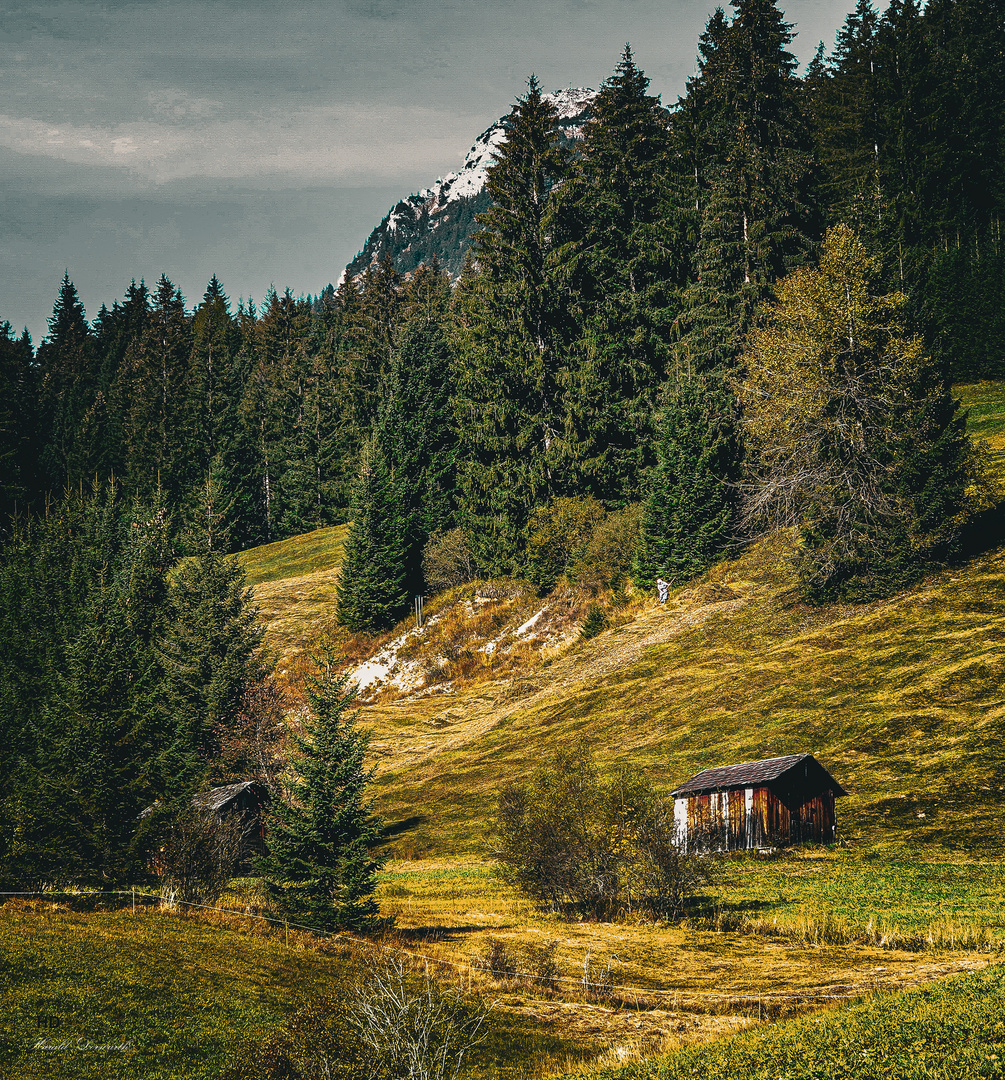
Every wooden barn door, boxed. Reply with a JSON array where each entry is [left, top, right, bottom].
[[750, 787, 769, 849], [728, 789, 746, 850]]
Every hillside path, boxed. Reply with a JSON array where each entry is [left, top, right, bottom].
[[365, 584, 759, 773]]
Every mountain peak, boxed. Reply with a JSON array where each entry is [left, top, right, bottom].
[[345, 88, 596, 280]]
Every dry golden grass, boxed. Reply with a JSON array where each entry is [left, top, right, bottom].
[[355, 519, 1005, 862], [370, 857, 992, 1072], [235, 524, 348, 691]]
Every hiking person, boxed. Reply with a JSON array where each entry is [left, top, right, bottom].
[[656, 578, 669, 604]]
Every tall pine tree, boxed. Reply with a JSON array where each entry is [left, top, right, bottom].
[[562, 46, 688, 503], [0, 323, 36, 523], [674, 0, 819, 370], [37, 275, 96, 493], [256, 658, 384, 931], [454, 77, 574, 574], [158, 529, 265, 794], [739, 225, 974, 600], [635, 373, 740, 586], [336, 436, 408, 633], [377, 263, 459, 594]]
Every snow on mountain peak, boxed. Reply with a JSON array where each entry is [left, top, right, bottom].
[[414, 87, 595, 212], [347, 88, 596, 275]]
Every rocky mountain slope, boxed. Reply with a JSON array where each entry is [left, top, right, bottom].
[[344, 87, 596, 280]]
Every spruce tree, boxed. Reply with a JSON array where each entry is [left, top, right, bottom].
[[674, 0, 819, 369], [453, 76, 573, 574], [122, 276, 193, 502], [635, 374, 740, 586], [0, 323, 36, 523], [335, 258, 403, 491], [644, 0, 816, 582], [377, 264, 458, 594], [37, 274, 96, 492], [0, 483, 173, 886], [807, 0, 884, 240], [256, 658, 384, 931], [563, 46, 688, 502], [99, 281, 151, 489], [235, 287, 314, 543], [181, 277, 251, 547], [336, 436, 408, 632], [159, 527, 265, 793]]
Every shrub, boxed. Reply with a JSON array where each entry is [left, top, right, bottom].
[[156, 808, 242, 907], [492, 743, 713, 922], [471, 938, 518, 980], [580, 604, 609, 639], [624, 802, 718, 921], [526, 497, 606, 591], [571, 502, 642, 594], [492, 743, 622, 919], [350, 956, 491, 1080], [423, 528, 478, 594]]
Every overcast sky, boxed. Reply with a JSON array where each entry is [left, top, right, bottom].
[[2, 0, 857, 345]]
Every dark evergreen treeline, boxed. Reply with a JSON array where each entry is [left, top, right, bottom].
[[0, 482, 284, 886]]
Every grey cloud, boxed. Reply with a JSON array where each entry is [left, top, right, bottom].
[[1, 0, 858, 344]]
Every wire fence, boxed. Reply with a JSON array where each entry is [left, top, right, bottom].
[[1, 889, 887, 1006]]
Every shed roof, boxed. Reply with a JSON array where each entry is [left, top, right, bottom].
[[192, 780, 267, 813], [671, 753, 847, 797]]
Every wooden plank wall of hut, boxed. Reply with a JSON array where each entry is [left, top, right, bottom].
[[728, 789, 745, 850], [750, 786, 777, 849], [789, 791, 836, 845], [682, 787, 837, 851], [686, 793, 712, 840]]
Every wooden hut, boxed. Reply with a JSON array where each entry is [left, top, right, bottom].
[[670, 753, 846, 853], [192, 780, 270, 871]]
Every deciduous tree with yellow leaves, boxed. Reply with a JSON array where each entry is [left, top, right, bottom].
[[738, 224, 977, 601]]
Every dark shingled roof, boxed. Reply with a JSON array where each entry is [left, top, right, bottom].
[[671, 753, 847, 797], [192, 780, 266, 813]]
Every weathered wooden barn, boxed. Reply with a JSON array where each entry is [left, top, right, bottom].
[[192, 780, 270, 871], [670, 753, 847, 852]]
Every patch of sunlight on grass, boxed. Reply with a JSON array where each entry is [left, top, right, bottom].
[[237, 524, 348, 587]]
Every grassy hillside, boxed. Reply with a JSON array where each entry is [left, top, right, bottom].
[[960, 380, 1005, 470], [365, 533, 1005, 861], [1, 902, 582, 1080], [237, 524, 348, 588], [5, 387, 1000, 1080], [589, 962, 1005, 1080], [355, 381, 1005, 863], [236, 524, 348, 682], [146, 381, 1004, 1078], [221, 382, 1005, 864]]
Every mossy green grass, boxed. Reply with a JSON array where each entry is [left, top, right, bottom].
[[587, 962, 1005, 1080], [237, 524, 347, 587], [1, 902, 585, 1080]]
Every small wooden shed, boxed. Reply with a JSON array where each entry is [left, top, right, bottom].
[[192, 780, 270, 871], [670, 753, 847, 853]]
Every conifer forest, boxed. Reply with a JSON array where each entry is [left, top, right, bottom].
[[1, 0, 1003, 890]]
